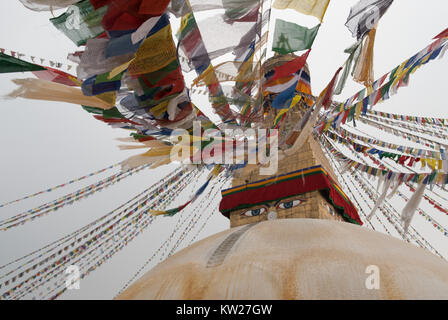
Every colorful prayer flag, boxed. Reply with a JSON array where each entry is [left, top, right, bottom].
[[269, 50, 311, 82], [272, 80, 298, 109]]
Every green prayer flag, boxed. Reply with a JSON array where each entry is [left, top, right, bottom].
[[82, 106, 103, 114], [50, 0, 107, 46], [334, 40, 363, 95], [103, 107, 125, 119], [272, 19, 320, 55], [222, 0, 260, 20], [0, 53, 46, 74]]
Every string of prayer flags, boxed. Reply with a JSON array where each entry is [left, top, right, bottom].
[[0, 163, 121, 208], [272, 20, 320, 55], [0, 165, 150, 231], [358, 117, 440, 151], [326, 130, 437, 171], [336, 126, 446, 160], [150, 165, 222, 216], [273, 0, 330, 22], [0, 53, 46, 74], [317, 34, 448, 132], [345, 0, 394, 40], [0, 48, 74, 71], [0, 168, 191, 299], [326, 137, 447, 186], [397, 190, 448, 237], [0, 51, 79, 87], [364, 113, 448, 141], [368, 110, 448, 126]]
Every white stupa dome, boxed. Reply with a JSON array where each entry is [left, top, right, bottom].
[[117, 219, 448, 300]]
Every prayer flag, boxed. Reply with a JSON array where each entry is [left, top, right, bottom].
[[270, 49, 310, 82], [0, 53, 46, 73], [272, 20, 320, 54], [273, 0, 330, 22], [272, 81, 298, 109], [353, 27, 376, 88], [345, 0, 393, 40]]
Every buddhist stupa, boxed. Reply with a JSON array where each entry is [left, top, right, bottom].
[[117, 56, 448, 300]]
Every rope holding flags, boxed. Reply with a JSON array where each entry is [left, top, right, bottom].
[[150, 165, 223, 216], [0, 48, 74, 71], [0, 163, 122, 209]]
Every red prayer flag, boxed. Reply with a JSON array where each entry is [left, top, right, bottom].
[[321, 67, 343, 109], [101, 0, 165, 31], [434, 27, 448, 39], [270, 50, 311, 82], [139, 0, 171, 15], [32, 67, 79, 87]]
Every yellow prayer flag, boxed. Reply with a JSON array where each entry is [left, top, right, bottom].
[[354, 102, 362, 120], [109, 60, 133, 79], [96, 92, 116, 106], [421, 159, 426, 169], [143, 146, 173, 157], [208, 164, 222, 179], [128, 24, 177, 76], [290, 94, 302, 108], [436, 172, 444, 184], [150, 100, 170, 118], [273, 0, 330, 22], [427, 159, 436, 170], [353, 27, 376, 89]]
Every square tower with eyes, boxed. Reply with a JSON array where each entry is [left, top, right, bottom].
[[227, 137, 347, 228]]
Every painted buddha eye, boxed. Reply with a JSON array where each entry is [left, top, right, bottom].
[[278, 199, 304, 209], [242, 207, 266, 217]]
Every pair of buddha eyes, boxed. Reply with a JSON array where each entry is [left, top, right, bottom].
[[242, 199, 305, 217]]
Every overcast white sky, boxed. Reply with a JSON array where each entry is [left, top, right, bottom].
[[1, 0, 448, 299]]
